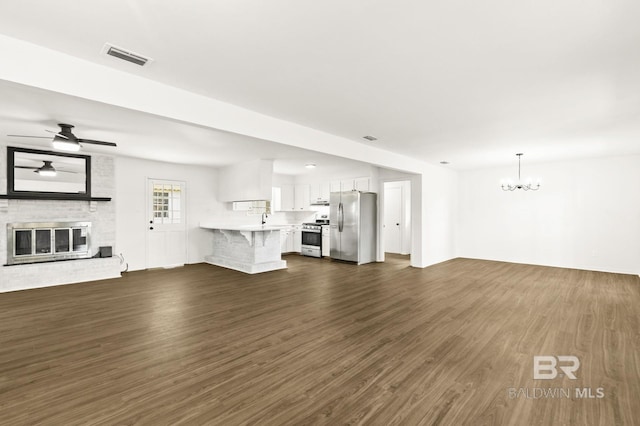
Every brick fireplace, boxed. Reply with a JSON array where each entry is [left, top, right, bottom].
[[0, 146, 121, 292]]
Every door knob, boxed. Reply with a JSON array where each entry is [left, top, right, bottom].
[[396, 223, 400, 226], [149, 227, 154, 230]]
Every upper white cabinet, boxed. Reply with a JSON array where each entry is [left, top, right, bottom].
[[309, 182, 331, 205], [294, 185, 310, 211], [274, 184, 310, 211], [329, 177, 371, 193], [279, 185, 295, 211], [354, 177, 370, 192], [271, 187, 282, 211], [274, 177, 372, 212]]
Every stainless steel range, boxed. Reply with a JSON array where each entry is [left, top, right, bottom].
[[301, 220, 328, 258]]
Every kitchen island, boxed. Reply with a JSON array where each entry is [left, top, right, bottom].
[[199, 223, 287, 274]]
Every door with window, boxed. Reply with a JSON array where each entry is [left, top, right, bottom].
[[147, 179, 186, 268]]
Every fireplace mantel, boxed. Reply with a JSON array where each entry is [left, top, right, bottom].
[[0, 194, 111, 201]]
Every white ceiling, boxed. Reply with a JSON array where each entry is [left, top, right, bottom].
[[1, 1, 639, 169], [0, 80, 372, 176]]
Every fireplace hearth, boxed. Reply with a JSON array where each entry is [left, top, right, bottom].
[[7, 222, 91, 265]]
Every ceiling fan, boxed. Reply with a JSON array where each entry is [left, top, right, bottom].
[[8, 123, 117, 152], [14, 160, 78, 177]]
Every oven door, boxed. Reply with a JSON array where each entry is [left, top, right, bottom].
[[301, 230, 322, 247]]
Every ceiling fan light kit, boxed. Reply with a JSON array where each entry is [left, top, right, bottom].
[[35, 160, 57, 177], [501, 153, 540, 191], [52, 135, 81, 152]]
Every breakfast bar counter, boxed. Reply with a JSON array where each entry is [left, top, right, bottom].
[[199, 223, 287, 274]]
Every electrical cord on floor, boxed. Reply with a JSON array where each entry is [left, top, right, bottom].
[[119, 253, 129, 273]]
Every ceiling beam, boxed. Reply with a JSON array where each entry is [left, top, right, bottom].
[[0, 34, 428, 175]]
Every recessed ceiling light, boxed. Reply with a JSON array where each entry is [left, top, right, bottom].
[[363, 135, 377, 141], [305, 163, 316, 169], [440, 161, 450, 165]]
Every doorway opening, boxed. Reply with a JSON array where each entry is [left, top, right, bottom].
[[382, 180, 411, 265]]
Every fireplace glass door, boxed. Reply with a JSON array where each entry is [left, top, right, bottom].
[[35, 229, 52, 254], [55, 229, 70, 253], [7, 222, 92, 265], [14, 230, 32, 256]]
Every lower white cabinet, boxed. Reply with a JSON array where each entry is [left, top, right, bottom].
[[280, 225, 302, 254], [292, 226, 302, 252], [321, 225, 330, 257], [280, 228, 291, 253]]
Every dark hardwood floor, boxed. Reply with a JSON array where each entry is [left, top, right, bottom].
[[0, 255, 638, 425]]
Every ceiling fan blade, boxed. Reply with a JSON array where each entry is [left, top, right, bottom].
[[15, 165, 39, 169], [78, 139, 117, 147], [7, 135, 52, 139], [45, 130, 69, 139]]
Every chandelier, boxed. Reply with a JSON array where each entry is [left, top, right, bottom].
[[501, 153, 540, 191]]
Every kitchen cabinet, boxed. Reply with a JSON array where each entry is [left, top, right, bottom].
[[274, 185, 310, 211], [321, 225, 330, 257], [280, 228, 291, 253], [280, 225, 302, 253], [354, 177, 370, 192], [292, 226, 302, 252], [294, 185, 310, 211], [330, 177, 371, 193], [271, 187, 281, 211], [320, 182, 331, 201], [309, 182, 331, 205], [279, 185, 295, 211]]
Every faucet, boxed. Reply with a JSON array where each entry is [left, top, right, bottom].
[[261, 212, 268, 225]]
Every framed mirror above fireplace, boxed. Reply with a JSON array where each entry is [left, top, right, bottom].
[[7, 146, 91, 199]]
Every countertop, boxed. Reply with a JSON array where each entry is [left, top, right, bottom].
[[199, 222, 292, 231]]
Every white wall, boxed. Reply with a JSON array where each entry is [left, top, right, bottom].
[[457, 155, 640, 275], [115, 156, 220, 271], [419, 165, 459, 267]]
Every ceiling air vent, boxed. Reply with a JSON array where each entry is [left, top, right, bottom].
[[101, 43, 153, 66], [363, 135, 378, 141]]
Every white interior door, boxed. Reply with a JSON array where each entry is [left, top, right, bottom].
[[384, 185, 403, 254], [147, 179, 186, 268]]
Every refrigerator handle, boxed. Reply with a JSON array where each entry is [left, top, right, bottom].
[[338, 202, 344, 232]]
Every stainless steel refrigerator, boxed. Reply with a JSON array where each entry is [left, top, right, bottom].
[[330, 191, 377, 264]]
